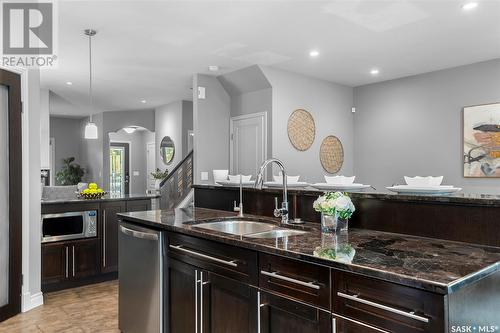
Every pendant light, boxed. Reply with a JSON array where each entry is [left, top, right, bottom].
[[84, 29, 98, 139]]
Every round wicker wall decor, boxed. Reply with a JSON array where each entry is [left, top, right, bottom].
[[320, 135, 344, 173], [287, 109, 315, 151]]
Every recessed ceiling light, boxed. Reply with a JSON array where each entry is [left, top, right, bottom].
[[462, 2, 478, 10], [66, 81, 72, 85], [370, 68, 380, 75], [309, 50, 320, 57], [140, 99, 147, 104], [208, 65, 219, 72]]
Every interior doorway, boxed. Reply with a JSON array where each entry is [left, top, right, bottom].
[[230, 112, 267, 176], [0, 68, 22, 322], [109, 143, 130, 195]]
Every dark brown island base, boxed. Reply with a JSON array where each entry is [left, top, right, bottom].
[[118, 186, 500, 333], [41, 194, 158, 292]]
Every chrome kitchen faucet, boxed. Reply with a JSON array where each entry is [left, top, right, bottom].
[[254, 158, 296, 225]]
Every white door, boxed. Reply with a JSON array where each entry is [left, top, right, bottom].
[[146, 142, 156, 190], [230, 112, 267, 177]]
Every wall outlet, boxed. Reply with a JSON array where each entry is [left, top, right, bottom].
[[201, 171, 209, 181], [133, 171, 140, 176]]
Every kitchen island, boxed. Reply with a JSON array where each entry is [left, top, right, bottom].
[[118, 206, 500, 332]]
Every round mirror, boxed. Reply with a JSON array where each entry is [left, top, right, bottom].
[[160, 136, 175, 165]]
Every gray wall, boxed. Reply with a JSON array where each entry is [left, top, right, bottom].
[[353, 59, 500, 194], [193, 74, 231, 184], [49, 116, 83, 183], [152, 100, 193, 178], [261, 66, 355, 183], [182, 100, 194, 158], [109, 129, 154, 194]]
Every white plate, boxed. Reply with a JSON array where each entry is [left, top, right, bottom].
[[311, 183, 371, 191], [216, 180, 255, 187], [264, 181, 309, 188], [386, 186, 462, 194]]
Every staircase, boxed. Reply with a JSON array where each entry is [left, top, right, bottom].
[[159, 150, 194, 209]]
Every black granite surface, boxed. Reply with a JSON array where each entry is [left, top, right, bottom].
[[41, 193, 160, 205], [193, 184, 500, 207], [118, 207, 500, 294]]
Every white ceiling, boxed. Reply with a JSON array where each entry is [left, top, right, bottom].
[[42, 0, 500, 116]]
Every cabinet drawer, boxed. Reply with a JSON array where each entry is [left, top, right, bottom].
[[333, 271, 444, 333], [168, 232, 258, 284], [259, 253, 330, 309]]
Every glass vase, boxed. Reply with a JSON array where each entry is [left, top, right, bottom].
[[321, 213, 349, 233], [321, 213, 337, 234]]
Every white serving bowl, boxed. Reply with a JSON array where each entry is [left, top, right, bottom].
[[404, 176, 443, 187], [228, 174, 252, 182], [324, 175, 355, 185], [213, 169, 229, 182], [273, 174, 300, 183]]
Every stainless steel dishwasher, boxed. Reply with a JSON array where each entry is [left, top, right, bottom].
[[118, 221, 163, 333]]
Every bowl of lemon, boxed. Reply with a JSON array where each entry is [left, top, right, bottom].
[[79, 183, 107, 200]]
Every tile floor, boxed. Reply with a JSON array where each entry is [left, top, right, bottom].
[[0, 280, 118, 333]]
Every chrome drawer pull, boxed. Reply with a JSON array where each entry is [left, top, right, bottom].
[[169, 245, 238, 267], [333, 313, 391, 333], [261, 270, 320, 290], [337, 292, 429, 323]]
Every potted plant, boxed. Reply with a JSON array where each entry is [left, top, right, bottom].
[[56, 157, 85, 185], [313, 192, 355, 233], [151, 168, 169, 189]]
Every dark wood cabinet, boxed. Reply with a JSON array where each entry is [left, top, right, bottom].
[[41, 239, 100, 291], [101, 201, 126, 273], [259, 291, 331, 333], [167, 259, 197, 333], [126, 199, 152, 212], [41, 198, 153, 292], [332, 314, 386, 333], [333, 271, 444, 333], [41, 243, 68, 285], [259, 253, 330, 309], [71, 239, 100, 279], [201, 271, 257, 333]]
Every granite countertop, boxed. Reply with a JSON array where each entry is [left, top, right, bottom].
[[41, 193, 160, 205], [194, 184, 500, 207], [118, 207, 500, 295]]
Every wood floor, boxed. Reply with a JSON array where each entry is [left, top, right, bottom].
[[0, 280, 119, 333]]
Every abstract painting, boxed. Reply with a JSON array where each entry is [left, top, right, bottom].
[[463, 102, 500, 177]]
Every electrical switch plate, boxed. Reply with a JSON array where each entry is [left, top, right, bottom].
[[198, 86, 206, 99], [133, 171, 140, 176], [201, 172, 209, 181]]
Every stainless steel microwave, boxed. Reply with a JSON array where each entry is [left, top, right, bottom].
[[41, 210, 97, 243]]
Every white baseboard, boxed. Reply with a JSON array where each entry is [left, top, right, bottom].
[[22, 291, 44, 312]]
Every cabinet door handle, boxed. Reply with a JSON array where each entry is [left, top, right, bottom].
[[332, 313, 391, 333], [257, 291, 265, 333], [260, 270, 320, 290], [200, 271, 204, 333], [65, 247, 69, 278], [72, 246, 75, 277], [169, 245, 238, 267], [195, 269, 199, 333], [332, 317, 336, 333], [102, 210, 106, 268], [337, 292, 429, 323]]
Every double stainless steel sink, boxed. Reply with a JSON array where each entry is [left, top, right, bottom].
[[193, 220, 307, 238]]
